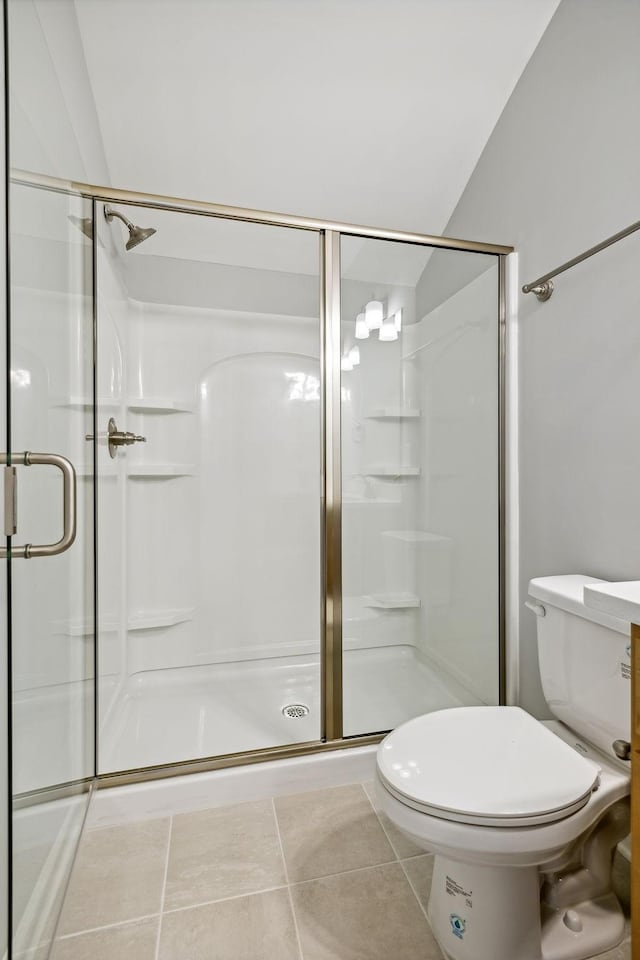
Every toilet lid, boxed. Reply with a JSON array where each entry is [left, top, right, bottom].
[[377, 706, 601, 827]]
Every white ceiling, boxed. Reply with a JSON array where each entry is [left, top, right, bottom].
[[74, 0, 560, 258]]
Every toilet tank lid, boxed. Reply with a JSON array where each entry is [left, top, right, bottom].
[[528, 575, 629, 636]]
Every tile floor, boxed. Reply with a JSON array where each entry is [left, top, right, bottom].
[[50, 781, 632, 960]]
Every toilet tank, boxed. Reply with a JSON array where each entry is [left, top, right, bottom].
[[528, 575, 630, 764]]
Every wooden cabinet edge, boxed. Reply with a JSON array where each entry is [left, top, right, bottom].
[[631, 623, 639, 958]]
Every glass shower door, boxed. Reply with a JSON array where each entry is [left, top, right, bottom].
[[340, 236, 500, 735], [7, 182, 95, 957], [95, 206, 322, 773]]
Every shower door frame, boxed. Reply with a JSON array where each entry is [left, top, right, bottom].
[[10, 167, 514, 786]]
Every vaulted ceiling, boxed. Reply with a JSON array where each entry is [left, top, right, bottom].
[[74, 0, 560, 239]]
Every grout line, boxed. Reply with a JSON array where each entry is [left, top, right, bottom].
[[162, 884, 289, 915], [154, 815, 173, 959], [57, 913, 161, 940], [288, 859, 399, 889], [399, 858, 432, 926], [361, 782, 436, 930], [271, 798, 306, 960], [361, 781, 444, 937], [359, 781, 403, 860], [160, 859, 403, 918]]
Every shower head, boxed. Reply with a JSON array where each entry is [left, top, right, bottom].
[[124, 224, 157, 251], [104, 204, 157, 251]]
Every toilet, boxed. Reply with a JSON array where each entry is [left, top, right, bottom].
[[375, 575, 631, 960]]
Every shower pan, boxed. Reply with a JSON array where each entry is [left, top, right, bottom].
[[4, 169, 512, 958]]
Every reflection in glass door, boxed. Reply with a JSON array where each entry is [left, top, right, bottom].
[[339, 236, 500, 736], [8, 183, 95, 957], [95, 207, 322, 772]]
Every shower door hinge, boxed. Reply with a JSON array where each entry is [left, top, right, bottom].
[[3, 465, 17, 536]]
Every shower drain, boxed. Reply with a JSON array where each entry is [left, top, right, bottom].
[[282, 703, 310, 719]]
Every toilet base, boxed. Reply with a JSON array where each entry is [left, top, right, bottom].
[[427, 856, 625, 960], [428, 856, 542, 960], [540, 893, 625, 960]]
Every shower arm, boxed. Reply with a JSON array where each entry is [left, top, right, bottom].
[[104, 205, 134, 229]]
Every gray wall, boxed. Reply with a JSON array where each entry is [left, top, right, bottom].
[[435, 0, 640, 715]]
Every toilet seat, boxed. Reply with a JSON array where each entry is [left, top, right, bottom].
[[377, 706, 602, 827]]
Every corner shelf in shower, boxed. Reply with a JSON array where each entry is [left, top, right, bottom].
[[75, 462, 196, 479], [53, 397, 120, 411], [127, 463, 195, 479], [382, 530, 452, 543], [128, 608, 194, 630], [363, 593, 421, 609], [342, 498, 400, 505], [127, 398, 195, 414], [365, 407, 421, 419], [54, 607, 194, 635], [67, 463, 117, 480], [53, 616, 116, 636], [364, 465, 420, 478]]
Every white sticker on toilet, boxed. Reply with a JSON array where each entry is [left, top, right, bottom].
[[445, 874, 473, 910]]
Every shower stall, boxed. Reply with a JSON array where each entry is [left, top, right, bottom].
[[5, 171, 511, 957]]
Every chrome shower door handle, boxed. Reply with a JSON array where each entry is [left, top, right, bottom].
[[0, 452, 77, 559]]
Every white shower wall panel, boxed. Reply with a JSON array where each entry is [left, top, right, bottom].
[[126, 301, 318, 399], [198, 351, 320, 661], [123, 301, 321, 672]]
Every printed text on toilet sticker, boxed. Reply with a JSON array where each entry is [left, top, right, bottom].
[[445, 875, 473, 910]]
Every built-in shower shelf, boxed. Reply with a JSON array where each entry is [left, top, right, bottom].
[[76, 463, 195, 479], [54, 608, 194, 635], [79, 469, 118, 480], [54, 616, 117, 636], [54, 397, 119, 411], [128, 608, 194, 630], [127, 398, 195, 414], [365, 407, 421, 419], [127, 463, 195, 479], [364, 593, 421, 609], [382, 529, 452, 543], [51, 463, 116, 480], [364, 465, 420, 478], [53, 397, 196, 414], [343, 498, 400, 505]]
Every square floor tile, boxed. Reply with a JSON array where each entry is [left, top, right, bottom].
[[612, 850, 630, 916], [52, 918, 158, 960], [159, 888, 300, 960], [164, 799, 287, 910], [13, 947, 50, 960], [362, 781, 426, 859], [274, 785, 395, 882], [402, 855, 435, 913], [58, 819, 169, 934], [291, 861, 442, 960], [616, 940, 631, 960], [593, 947, 629, 960]]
